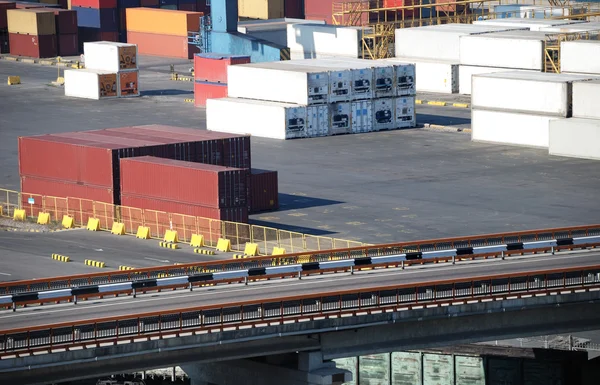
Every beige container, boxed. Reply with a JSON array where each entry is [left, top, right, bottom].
[[7, 9, 56, 36], [238, 0, 284, 20]]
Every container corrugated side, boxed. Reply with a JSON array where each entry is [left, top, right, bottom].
[[193, 53, 251, 83], [125, 8, 202, 36], [239, 0, 284, 20], [7, 8, 55, 35], [19, 135, 116, 187], [21, 175, 115, 203], [394, 57, 458, 94], [560, 40, 600, 74], [64, 69, 118, 100], [0, 1, 17, 30], [572, 80, 600, 119], [120, 156, 246, 208], [549, 118, 600, 160], [121, 194, 249, 223], [287, 23, 362, 58], [249, 169, 279, 213], [227, 62, 329, 105], [194, 81, 228, 107], [207, 97, 308, 140], [472, 18, 584, 32], [127, 30, 197, 59], [351, 100, 373, 134], [9, 33, 56, 58], [472, 109, 558, 148], [458, 65, 538, 95], [471, 72, 599, 117], [52, 9, 77, 34], [459, 32, 546, 70], [307, 105, 329, 137]]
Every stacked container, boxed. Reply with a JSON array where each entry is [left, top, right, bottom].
[[6, 8, 57, 57], [53, 9, 78, 55], [193, 53, 251, 108], [125, 8, 202, 59], [116, 0, 140, 43], [72, 0, 119, 46], [286, 23, 364, 60], [471, 72, 600, 149], [248, 169, 279, 213], [120, 157, 248, 222], [206, 58, 416, 140], [0, 1, 16, 53], [65, 41, 139, 99]]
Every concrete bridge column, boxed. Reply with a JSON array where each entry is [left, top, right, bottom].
[[181, 351, 352, 385]]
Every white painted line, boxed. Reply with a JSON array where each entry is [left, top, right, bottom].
[[145, 257, 170, 263], [0, 272, 12, 276]]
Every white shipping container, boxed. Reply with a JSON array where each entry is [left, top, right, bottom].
[[395, 96, 416, 128], [330, 102, 352, 135], [351, 100, 373, 134], [389, 61, 416, 97], [373, 98, 396, 131], [472, 72, 598, 117], [64, 69, 119, 100], [561, 40, 600, 74], [287, 24, 363, 58], [472, 19, 585, 32], [395, 57, 458, 94], [83, 41, 138, 73], [238, 18, 324, 47], [395, 24, 528, 61], [458, 65, 538, 95], [307, 105, 329, 137], [372, 64, 396, 98], [206, 98, 308, 140], [572, 80, 600, 119], [227, 62, 329, 105], [472, 109, 558, 148], [459, 31, 548, 70], [538, 22, 600, 34], [549, 118, 600, 160]]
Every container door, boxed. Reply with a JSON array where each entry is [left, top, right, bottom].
[[285, 106, 308, 139], [330, 102, 351, 135], [395, 96, 416, 129], [329, 70, 352, 103], [373, 99, 395, 131]]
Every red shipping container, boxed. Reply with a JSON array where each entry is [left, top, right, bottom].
[[127, 30, 198, 59], [21, 175, 115, 203], [249, 169, 278, 214], [193, 53, 250, 83], [121, 194, 249, 222], [120, 156, 247, 208], [70, 0, 117, 8], [140, 0, 159, 6], [304, 0, 333, 24], [14, 2, 45, 9], [57, 33, 78, 56], [9, 33, 56, 58], [284, 0, 303, 18], [0, 1, 17, 30], [194, 81, 227, 108], [53, 9, 77, 35]]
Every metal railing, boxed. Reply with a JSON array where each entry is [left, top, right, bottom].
[[2, 264, 599, 358], [1, 224, 599, 296]]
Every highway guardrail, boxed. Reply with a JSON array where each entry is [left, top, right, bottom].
[[1, 232, 600, 311], [1, 264, 600, 358]]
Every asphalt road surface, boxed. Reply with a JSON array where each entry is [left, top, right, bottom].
[[1, 250, 598, 330]]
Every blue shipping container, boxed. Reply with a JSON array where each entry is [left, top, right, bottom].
[[73, 7, 119, 31]]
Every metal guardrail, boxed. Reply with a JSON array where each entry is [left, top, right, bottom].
[[1, 264, 600, 358], [1, 224, 599, 296]]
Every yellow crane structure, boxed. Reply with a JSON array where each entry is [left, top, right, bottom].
[[331, 0, 600, 72]]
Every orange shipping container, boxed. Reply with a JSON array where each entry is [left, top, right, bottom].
[[119, 70, 139, 97], [127, 30, 199, 59], [7, 8, 56, 35], [125, 8, 202, 37]]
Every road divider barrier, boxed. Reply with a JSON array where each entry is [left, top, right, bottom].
[[190, 234, 204, 247], [119, 266, 135, 271], [61, 215, 74, 229], [2, 234, 600, 311], [244, 243, 259, 256], [7, 76, 20, 85], [194, 249, 215, 255], [85, 259, 106, 268], [51, 254, 70, 262], [233, 254, 247, 259], [164, 230, 178, 243], [37, 212, 50, 225], [272, 247, 286, 255], [111, 222, 125, 235], [12, 209, 25, 221], [217, 238, 231, 252], [86, 218, 100, 231], [160, 241, 179, 250], [136, 226, 150, 239]]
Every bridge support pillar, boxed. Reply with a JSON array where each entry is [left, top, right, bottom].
[[182, 351, 351, 385]]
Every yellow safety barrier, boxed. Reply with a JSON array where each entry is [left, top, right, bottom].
[[272, 247, 286, 255], [232, 254, 247, 259], [119, 265, 135, 271], [7, 76, 20, 85], [194, 248, 215, 255], [159, 241, 179, 249], [157, 273, 169, 278], [85, 259, 105, 268], [13, 209, 26, 221], [216, 238, 231, 252], [244, 243, 259, 256], [62, 215, 74, 229], [0, 205, 2, 216], [164, 230, 179, 243], [190, 234, 204, 247], [298, 255, 311, 264], [51, 254, 70, 262], [86, 218, 100, 231], [136, 226, 151, 239], [111, 222, 125, 235], [37, 212, 50, 225]]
